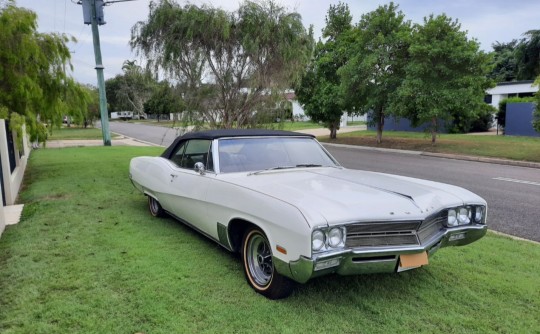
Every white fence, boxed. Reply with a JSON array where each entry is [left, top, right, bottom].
[[0, 119, 30, 237]]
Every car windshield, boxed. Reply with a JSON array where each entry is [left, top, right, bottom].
[[217, 137, 339, 173]]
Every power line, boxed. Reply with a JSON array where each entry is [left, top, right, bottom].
[[64, 0, 67, 33]]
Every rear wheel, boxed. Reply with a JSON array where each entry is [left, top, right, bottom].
[[148, 196, 164, 217], [242, 228, 294, 299]]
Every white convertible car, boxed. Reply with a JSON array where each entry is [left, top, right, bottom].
[[130, 129, 487, 299]]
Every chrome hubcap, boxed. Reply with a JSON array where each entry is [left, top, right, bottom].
[[247, 233, 273, 287], [150, 198, 158, 214]]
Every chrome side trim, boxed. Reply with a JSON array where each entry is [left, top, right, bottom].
[[165, 211, 223, 248], [217, 223, 233, 251]]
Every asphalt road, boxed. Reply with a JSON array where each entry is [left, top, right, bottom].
[[109, 121, 184, 147], [110, 122, 540, 242], [327, 145, 540, 243]]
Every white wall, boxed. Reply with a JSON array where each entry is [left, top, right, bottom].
[[486, 82, 538, 109], [291, 100, 305, 117], [0, 120, 30, 206], [0, 121, 7, 238], [0, 190, 4, 238]]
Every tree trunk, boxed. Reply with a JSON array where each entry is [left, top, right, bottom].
[[376, 108, 385, 144], [431, 117, 437, 144], [329, 123, 337, 139]]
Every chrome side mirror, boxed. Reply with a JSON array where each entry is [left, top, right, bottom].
[[194, 162, 206, 175]]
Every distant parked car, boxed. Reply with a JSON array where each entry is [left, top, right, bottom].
[[129, 129, 487, 299], [132, 113, 147, 120]]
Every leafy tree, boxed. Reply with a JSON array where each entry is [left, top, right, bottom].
[[105, 76, 129, 112], [116, 60, 156, 117], [322, 2, 353, 41], [533, 75, 540, 133], [0, 0, 11, 10], [0, 4, 86, 144], [130, 0, 313, 129], [448, 103, 495, 133], [105, 60, 156, 118], [392, 14, 493, 143], [515, 30, 540, 80], [488, 40, 518, 82], [77, 85, 99, 128], [296, 2, 352, 139], [339, 2, 411, 143], [144, 82, 184, 121], [488, 30, 540, 82]]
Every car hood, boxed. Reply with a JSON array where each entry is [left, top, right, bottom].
[[220, 168, 485, 227]]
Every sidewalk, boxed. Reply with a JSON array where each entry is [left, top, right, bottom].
[[46, 135, 152, 148], [295, 125, 366, 136]]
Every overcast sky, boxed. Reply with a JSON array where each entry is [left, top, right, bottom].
[[15, 0, 540, 86]]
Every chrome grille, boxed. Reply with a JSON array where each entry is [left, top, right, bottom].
[[418, 216, 445, 243], [346, 221, 421, 248]]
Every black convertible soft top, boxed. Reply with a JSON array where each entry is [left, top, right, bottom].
[[161, 129, 314, 159]]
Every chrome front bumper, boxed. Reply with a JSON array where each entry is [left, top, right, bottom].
[[274, 224, 487, 284]]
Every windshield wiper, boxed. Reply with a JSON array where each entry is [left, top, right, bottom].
[[248, 164, 331, 176], [248, 166, 296, 176], [295, 164, 322, 168]]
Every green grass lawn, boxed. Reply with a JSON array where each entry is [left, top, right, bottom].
[[346, 121, 367, 126], [280, 121, 324, 131], [1, 147, 539, 333], [47, 127, 113, 140], [324, 130, 540, 163]]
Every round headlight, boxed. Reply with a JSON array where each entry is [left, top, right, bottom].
[[328, 228, 343, 248], [458, 207, 471, 225], [447, 209, 458, 227], [312, 230, 325, 251], [475, 207, 484, 223]]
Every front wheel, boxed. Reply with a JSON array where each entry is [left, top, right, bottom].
[[148, 196, 164, 217], [242, 228, 294, 299]]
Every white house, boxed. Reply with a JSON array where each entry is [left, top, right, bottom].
[[284, 90, 366, 126], [1, 120, 30, 238], [485, 80, 538, 108]]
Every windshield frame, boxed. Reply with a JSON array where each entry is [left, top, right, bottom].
[[214, 136, 341, 174]]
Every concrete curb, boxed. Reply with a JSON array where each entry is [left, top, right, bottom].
[[421, 152, 540, 169], [488, 230, 540, 245], [322, 142, 540, 169], [45, 134, 162, 148], [112, 133, 164, 147], [322, 142, 422, 155]]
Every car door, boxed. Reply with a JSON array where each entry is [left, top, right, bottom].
[[160, 139, 217, 238]]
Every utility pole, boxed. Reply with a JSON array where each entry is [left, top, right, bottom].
[[78, 0, 137, 145], [89, 0, 111, 146]]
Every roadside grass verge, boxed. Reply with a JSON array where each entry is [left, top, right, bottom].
[[122, 119, 179, 127], [279, 121, 324, 131], [346, 121, 367, 126], [322, 130, 540, 162], [47, 127, 115, 140], [0, 147, 538, 333]]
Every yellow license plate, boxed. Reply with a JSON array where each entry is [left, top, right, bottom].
[[399, 252, 429, 271]]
